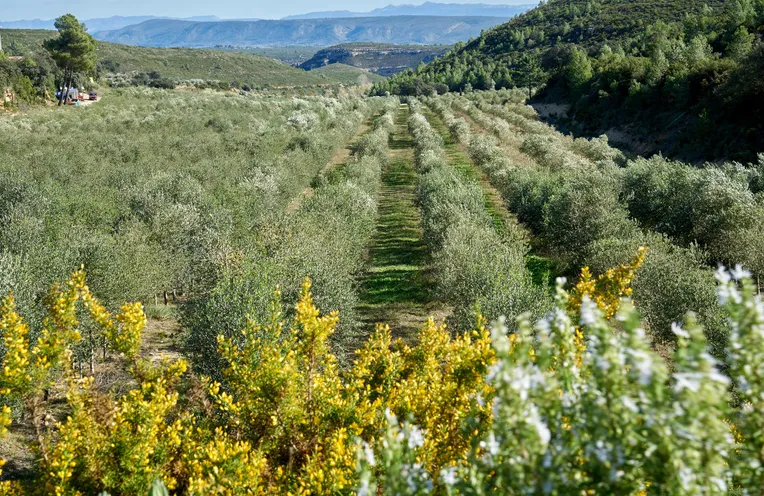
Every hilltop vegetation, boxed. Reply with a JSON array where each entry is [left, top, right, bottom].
[[307, 63, 387, 85], [94, 42, 333, 86], [214, 45, 321, 66], [300, 43, 450, 76], [375, 0, 764, 161]]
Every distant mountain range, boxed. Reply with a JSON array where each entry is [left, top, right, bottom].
[[0, 2, 535, 35], [93, 16, 513, 47], [0, 16, 224, 32], [284, 2, 536, 20]]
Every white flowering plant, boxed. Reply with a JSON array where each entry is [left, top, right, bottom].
[[358, 268, 764, 494]]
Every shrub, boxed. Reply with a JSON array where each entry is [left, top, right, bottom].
[[541, 170, 634, 262], [361, 267, 763, 494], [409, 103, 549, 328], [6, 262, 762, 494]]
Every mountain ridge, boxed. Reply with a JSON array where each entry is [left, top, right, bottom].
[[93, 16, 512, 47], [284, 2, 535, 20], [0, 15, 224, 32], [300, 42, 450, 76]]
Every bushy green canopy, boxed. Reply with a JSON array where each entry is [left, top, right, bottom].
[[44, 14, 97, 77]]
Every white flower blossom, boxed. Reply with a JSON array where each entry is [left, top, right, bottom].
[[408, 425, 425, 450], [671, 322, 690, 339], [731, 264, 751, 281], [363, 444, 376, 466], [580, 296, 598, 326], [440, 467, 458, 486]]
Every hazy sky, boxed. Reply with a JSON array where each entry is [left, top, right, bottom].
[[2, 0, 534, 21]]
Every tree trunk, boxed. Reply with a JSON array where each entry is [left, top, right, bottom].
[[58, 70, 68, 107]]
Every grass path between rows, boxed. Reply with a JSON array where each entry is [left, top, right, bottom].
[[356, 104, 448, 342]]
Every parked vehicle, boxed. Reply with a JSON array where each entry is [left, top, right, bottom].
[[89, 91, 98, 101]]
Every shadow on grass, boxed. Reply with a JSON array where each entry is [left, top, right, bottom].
[[360, 157, 429, 307]]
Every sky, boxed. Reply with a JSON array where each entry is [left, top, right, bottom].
[[1, 0, 534, 22]]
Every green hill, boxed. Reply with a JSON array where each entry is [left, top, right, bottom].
[[375, 0, 764, 162], [0, 29, 340, 87], [300, 43, 450, 76], [307, 64, 387, 85]]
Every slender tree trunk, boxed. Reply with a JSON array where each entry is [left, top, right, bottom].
[[58, 70, 68, 107]]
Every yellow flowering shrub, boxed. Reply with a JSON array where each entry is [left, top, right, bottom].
[[0, 272, 495, 494], [47, 360, 188, 495], [348, 316, 494, 476], [568, 247, 648, 320], [565, 247, 648, 365], [6, 253, 764, 495], [206, 279, 494, 493]]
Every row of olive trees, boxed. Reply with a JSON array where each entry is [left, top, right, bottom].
[[470, 95, 764, 285], [430, 93, 729, 355], [0, 89, 379, 364], [183, 98, 399, 377], [407, 100, 548, 330], [623, 155, 764, 281]]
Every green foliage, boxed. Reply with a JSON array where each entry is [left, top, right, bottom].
[[623, 155, 764, 277], [408, 101, 549, 329], [437, 92, 731, 355], [564, 47, 592, 97], [44, 14, 97, 92], [183, 98, 397, 377], [373, 0, 764, 161], [0, 88, 394, 372]]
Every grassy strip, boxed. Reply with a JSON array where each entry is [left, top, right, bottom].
[[357, 104, 439, 341]]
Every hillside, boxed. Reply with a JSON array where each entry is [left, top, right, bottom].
[[300, 43, 449, 76], [307, 63, 387, 84], [0, 29, 350, 87], [215, 46, 321, 66], [284, 2, 535, 19], [375, 0, 764, 162], [93, 16, 511, 47]]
